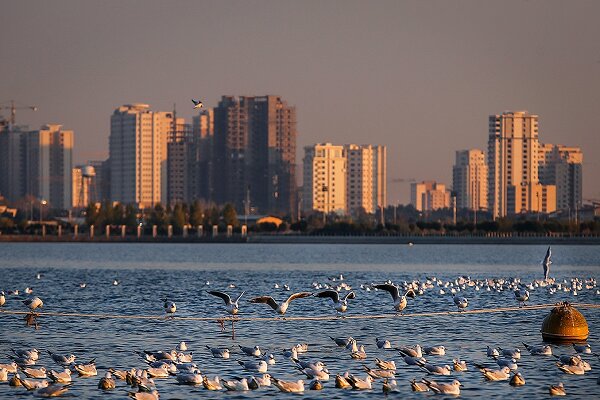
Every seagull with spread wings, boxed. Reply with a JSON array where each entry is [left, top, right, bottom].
[[372, 283, 413, 313], [208, 290, 245, 315], [249, 292, 312, 316], [314, 290, 356, 315]]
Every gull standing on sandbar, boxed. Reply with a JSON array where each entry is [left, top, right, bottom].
[[208, 290, 245, 315], [249, 292, 312, 316]]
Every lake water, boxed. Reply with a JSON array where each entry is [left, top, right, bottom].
[[0, 243, 598, 398]]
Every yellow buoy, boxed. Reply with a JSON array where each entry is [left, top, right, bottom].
[[541, 302, 589, 342]]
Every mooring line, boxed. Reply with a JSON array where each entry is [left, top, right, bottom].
[[1, 302, 598, 323]]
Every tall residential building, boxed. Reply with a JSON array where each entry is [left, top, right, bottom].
[[539, 144, 583, 212], [213, 95, 297, 214], [411, 181, 451, 212], [452, 149, 488, 211], [109, 104, 174, 208], [191, 108, 215, 202], [487, 111, 556, 218], [166, 109, 192, 205], [345, 144, 387, 214], [303, 143, 347, 214], [72, 164, 97, 208], [0, 125, 28, 202], [25, 125, 73, 210]]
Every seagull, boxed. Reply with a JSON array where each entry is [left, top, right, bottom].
[[239, 345, 262, 357], [572, 343, 591, 354], [499, 347, 521, 359], [375, 358, 396, 370], [346, 374, 374, 390], [206, 345, 230, 359], [163, 297, 176, 318], [510, 372, 526, 386], [486, 346, 500, 358], [0, 291, 5, 307], [192, 99, 204, 109], [330, 336, 353, 347], [363, 365, 395, 379], [22, 297, 43, 312], [396, 344, 422, 358], [21, 366, 47, 379], [175, 370, 202, 385], [250, 374, 272, 388], [249, 292, 312, 316], [514, 289, 530, 307], [453, 359, 468, 372], [335, 374, 351, 388], [271, 376, 305, 393], [73, 359, 97, 377], [49, 369, 72, 383], [376, 338, 392, 349], [542, 246, 552, 281], [418, 363, 452, 375], [13, 348, 40, 361], [98, 371, 116, 389], [522, 342, 552, 356], [421, 378, 461, 395], [423, 345, 446, 356], [410, 378, 430, 392], [372, 283, 412, 313], [549, 382, 566, 396], [495, 357, 518, 371], [556, 362, 585, 375], [48, 351, 76, 366], [208, 290, 245, 315], [34, 383, 71, 397], [475, 364, 511, 381], [453, 294, 468, 311], [202, 375, 222, 390], [314, 290, 355, 314]]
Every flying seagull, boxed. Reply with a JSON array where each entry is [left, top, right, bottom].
[[542, 246, 552, 281], [208, 290, 245, 315], [249, 292, 312, 315], [372, 283, 413, 313], [192, 99, 203, 109], [314, 290, 356, 314]]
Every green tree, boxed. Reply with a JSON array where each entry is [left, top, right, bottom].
[[222, 203, 238, 227], [189, 200, 204, 227], [172, 204, 186, 234]]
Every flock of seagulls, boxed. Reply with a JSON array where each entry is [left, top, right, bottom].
[[1, 246, 598, 397], [0, 336, 596, 397]]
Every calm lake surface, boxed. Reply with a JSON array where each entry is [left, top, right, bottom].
[[0, 243, 598, 398]]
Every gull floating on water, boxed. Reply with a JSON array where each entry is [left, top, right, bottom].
[[238, 359, 268, 373], [522, 342, 552, 356], [208, 290, 245, 315], [239, 345, 262, 357], [423, 345, 446, 356], [376, 338, 392, 349], [271, 376, 305, 392], [421, 378, 462, 395], [49, 368, 71, 383], [572, 343, 591, 354], [249, 292, 312, 316], [98, 371, 116, 389], [206, 345, 230, 359], [410, 378, 429, 392], [48, 351, 76, 366], [475, 364, 511, 381], [453, 294, 468, 311], [375, 358, 396, 370], [346, 374, 374, 390], [0, 291, 5, 307], [549, 382, 566, 396], [509, 372, 526, 386], [202, 375, 222, 390]]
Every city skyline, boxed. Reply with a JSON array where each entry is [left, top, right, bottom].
[[1, 1, 599, 203]]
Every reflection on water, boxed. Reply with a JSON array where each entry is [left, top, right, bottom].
[[0, 243, 598, 399]]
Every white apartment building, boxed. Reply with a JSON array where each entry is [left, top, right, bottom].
[[109, 104, 174, 208], [487, 111, 556, 218], [452, 149, 488, 211], [411, 181, 450, 212], [539, 144, 583, 212], [303, 143, 347, 214], [345, 144, 386, 214]]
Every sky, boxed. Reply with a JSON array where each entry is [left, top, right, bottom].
[[2, 0, 599, 204]]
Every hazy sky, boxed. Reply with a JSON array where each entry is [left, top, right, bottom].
[[2, 0, 599, 203]]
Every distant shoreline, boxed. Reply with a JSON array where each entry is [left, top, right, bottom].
[[0, 234, 599, 245]]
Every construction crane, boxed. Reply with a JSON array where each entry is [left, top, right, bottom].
[[0, 100, 37, 125]]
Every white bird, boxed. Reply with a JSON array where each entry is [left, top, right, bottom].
[[0, 291, 5, 307], [363, 365, 395, 379], [572, 343, 591, 354], [13, 348, 40, 361], [453, 294, 468, 311], [376, 338, 392, 349], [549, 382, 566, 396], [206, 345, 230, 359], [33, 383, 70, 397], [238, 359, 268, 373], [330, 336, 353, 347], [0, 362, 17, 373], [499, 347, 521, 359], [314, 290, 356, 314], [22, 297, 44, 312], [15, 373, 49, 390], [453, 359, 468, 372], [523, 342, 552, 356], [495, 357, 518, 371], [176, 370, 203, 385], [163, 298, 176, 318], [347, 374, 374, 390], [397, 344, 423, 358], [486, 346, 500, 358], [261, 353, 276, 365], [410, 378, 430, 392], [556, 362, 585, 375], [423, 345, 446, 356], [372, 283, 412, 313], [510, 372, 526, 386], [192, 99, 204, 109], [250, 374, 272, 388], [21, 366, 47, 379], [48, 351, 76, 366], [271, 376, 305, 393], [418, 363, 452, 375], [0, 368, 7, 382], [177, 342, 187, 351], [514, 289, 530, 306], [475, 364, 511, 381], [239, 345, 261, 357], [292, 358, 326, 372], [421, 378, 461, 395], [208, 290, 245, 315], [249, 292, 312, 315], [49, 369, 72, 383], [73, 359, 97, 376], [375, 358, 396, 370], [542, 246, 552, 280], [202, 375, 222, 390]]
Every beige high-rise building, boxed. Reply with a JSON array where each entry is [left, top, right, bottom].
[[411, 181, 450, 212], [345, 144, 386, 214], [452, 149, 488, 211], [72, 165, 96, 208], [109, 104, 174, 208], [26, 125, 73, 210], [303, 143, 346, 214], [487, 111, 556, 218], [539, 144, 583, 212]]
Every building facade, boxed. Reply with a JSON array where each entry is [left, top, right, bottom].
[[109, 104, 174, 208], [452, 149, 488, 211], [539, 144, 583, 212], [191, 108, 215, 202], [213, 95, 297, 215], [345, 144, 387, 214], [303, 143, 347, 214], [411, 181, 451, 212], [166, 111, 192, 205], [487, 111, 556, 218]]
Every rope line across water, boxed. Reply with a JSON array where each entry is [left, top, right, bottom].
[[1, 303, 598, 322]]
